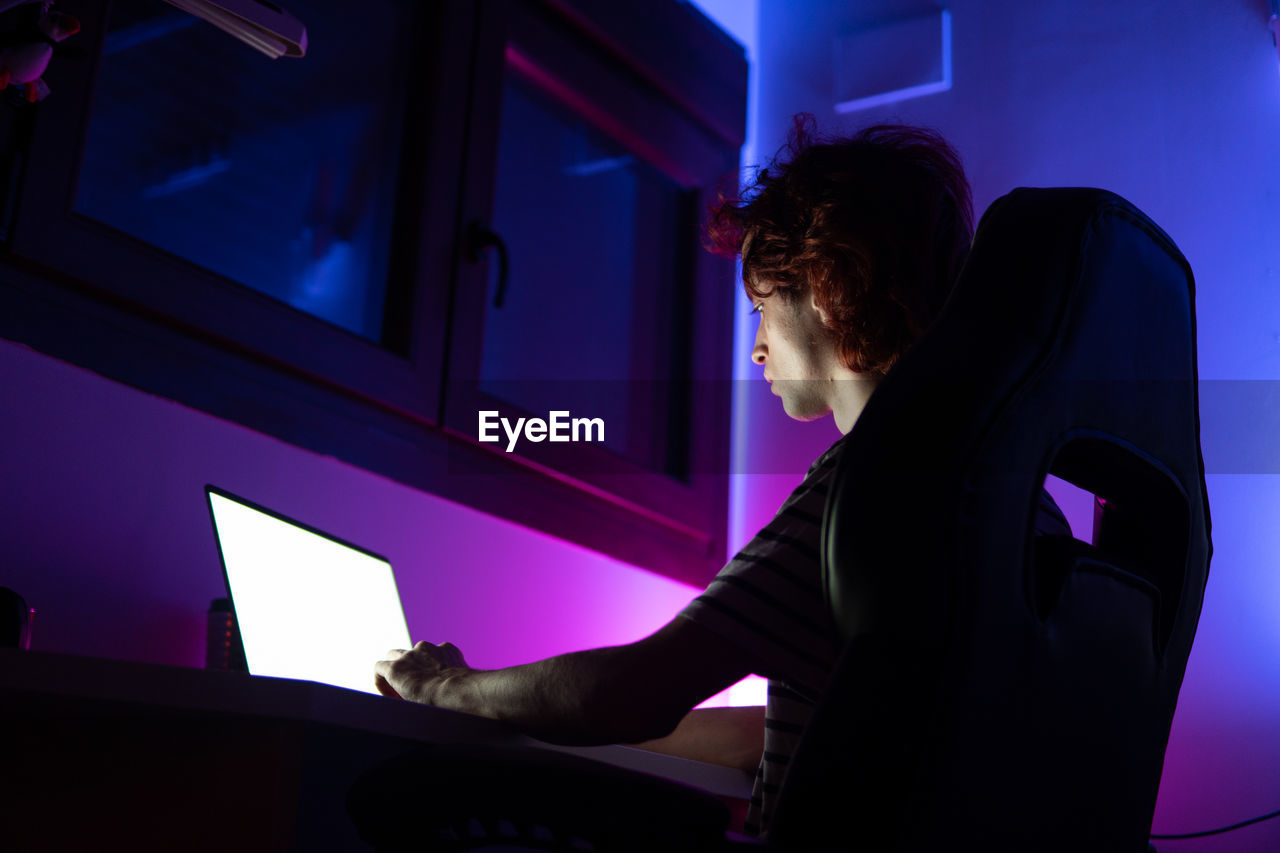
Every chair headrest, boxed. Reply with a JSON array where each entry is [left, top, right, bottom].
[[823, 187, 1211, 656]]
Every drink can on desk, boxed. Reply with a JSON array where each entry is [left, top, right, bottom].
[[206, 597, 247, 671], [0, 587, 33, 650]]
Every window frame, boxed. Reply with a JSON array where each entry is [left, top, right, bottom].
[[444, 0, 739, 561]]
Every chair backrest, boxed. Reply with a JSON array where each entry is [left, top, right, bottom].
[[769, 188, 1212, 852]]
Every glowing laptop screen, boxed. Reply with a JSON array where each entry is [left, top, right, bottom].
[[206, 487, 412, 695]]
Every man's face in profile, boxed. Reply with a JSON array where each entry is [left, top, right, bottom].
[[749, 287, 842, 423]]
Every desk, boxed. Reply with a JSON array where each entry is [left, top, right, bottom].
[[0, 649, 752, 851]]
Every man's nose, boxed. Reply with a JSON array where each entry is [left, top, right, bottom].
[[752, 322, 766, 365]]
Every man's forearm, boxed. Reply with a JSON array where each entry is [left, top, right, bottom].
[[376, 617, 757, 749], [430, 646, 687, 745]]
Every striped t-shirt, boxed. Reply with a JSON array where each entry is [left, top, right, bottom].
[[681, 435, 1072, 838]]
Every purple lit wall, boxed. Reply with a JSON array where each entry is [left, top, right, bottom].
[[0, 338, 703, 675], [709, 0, 1279, 849]]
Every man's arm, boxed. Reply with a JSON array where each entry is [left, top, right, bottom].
[[375, 615, 755, 746]]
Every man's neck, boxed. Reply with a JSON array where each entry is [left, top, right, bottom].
[[830, 374, 882, 434]]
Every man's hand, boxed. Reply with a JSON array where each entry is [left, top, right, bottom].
[[374, 641, 470, 703], [366, 617, 756, 745]]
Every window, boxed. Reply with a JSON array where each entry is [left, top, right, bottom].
[[478, 71, 688, 471], [0, 0, 746, 584], [76, 0, 409, 343]]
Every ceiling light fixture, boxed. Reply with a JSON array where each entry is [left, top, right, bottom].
[[160, 0, 305, 58]]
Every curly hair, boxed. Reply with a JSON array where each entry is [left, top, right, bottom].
[[707, 115, 974, 376]]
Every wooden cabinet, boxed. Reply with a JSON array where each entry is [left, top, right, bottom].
[[0, 0, 746, 585]]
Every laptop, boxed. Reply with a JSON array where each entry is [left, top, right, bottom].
[[205, 486, 413, 695]]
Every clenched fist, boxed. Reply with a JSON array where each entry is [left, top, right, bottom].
[[374, 641, 470, 704]]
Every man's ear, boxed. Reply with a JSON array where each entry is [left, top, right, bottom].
[[810, 293, 832, 326]]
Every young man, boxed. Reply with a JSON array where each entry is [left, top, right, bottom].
[[374, 119, 1050, 838]]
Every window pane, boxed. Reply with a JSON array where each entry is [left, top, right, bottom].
[[481, 72, 688, 470], [74, 0, 407, 344]]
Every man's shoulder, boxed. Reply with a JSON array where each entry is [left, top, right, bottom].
[[805, 433, 850, 479], [764, 434, 849, 522]]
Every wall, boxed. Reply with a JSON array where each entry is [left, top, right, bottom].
[[735, 0, 1280, 849], [0, 337, 702, 676]]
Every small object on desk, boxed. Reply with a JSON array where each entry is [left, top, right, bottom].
[[0, 585, 32, 649], [206, 596, 247, 671]]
